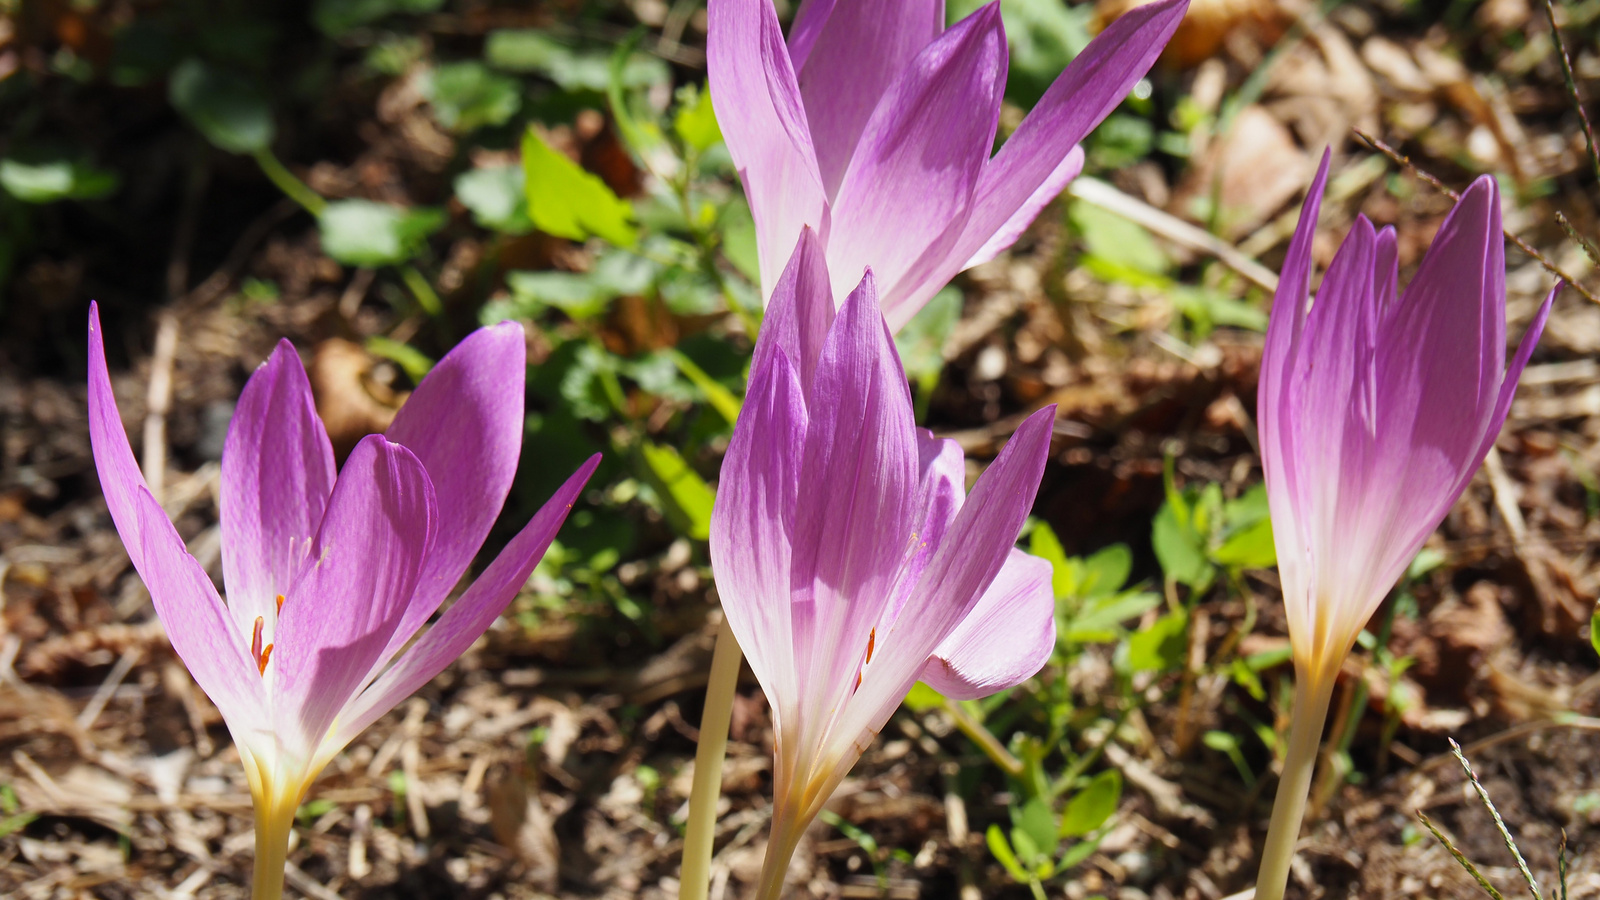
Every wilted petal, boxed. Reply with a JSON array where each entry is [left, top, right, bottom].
[[708, 0, 829, 295], [271, 435, 435, 759], [331, 455, 599, 751], [789, 272, 919, 743], [826, 6, 1006, 309], [919, 549, 1054, 699], [795, 0, 945, 197], [756, 228, 836, 399], [381, 322, 527, 653], [220, 340, 336, 649], [883, 0, 1189, 325], [711, 348, 807, 740], [87, 305, 267, 739]]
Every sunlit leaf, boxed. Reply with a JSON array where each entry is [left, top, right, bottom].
[[901, 681, 945, 713], [1060, 769, 1121, 837], [454, 164, 532, 234], [673, 83, 722, 152], [522, 129, 637, 247], [169, 59, 274, 154], [318, 200, 444, 267], [1126, 611, 1187, 673], [0, 157, 118, 204], [986, 825, 1031, 883], [638, 441, 715, 541], [423, 61, 522, 132]]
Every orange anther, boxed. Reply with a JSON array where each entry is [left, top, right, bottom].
[[866, 627, 876, 664], [257, 644, 274, 676], [276, 594, 285, 615]]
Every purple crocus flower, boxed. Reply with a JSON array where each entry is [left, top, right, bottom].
[[708, 0, 1189, 330], [711, 230, 1056, 896], [1259, 153, 1553, 684], [87, 304, 598, 897], [1252, 153, 1553, 900]]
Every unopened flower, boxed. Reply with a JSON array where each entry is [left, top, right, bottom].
[[711, 230, 1056, 897], [87, 306, 598, 897], [707, 0, 1189, 330], [1259, 154, 1552, 685]]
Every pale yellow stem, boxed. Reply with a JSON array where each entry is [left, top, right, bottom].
[[1255, 669, 1337, 900], [679, 616, 743, 900], [251, 790, 297, 900]]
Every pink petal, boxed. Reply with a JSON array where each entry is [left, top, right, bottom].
[[708, 0, 829, 296], [789, 271, 920, 746], [959, 145, 1084, 273], [271, 435, 436, 759], [786, 0, 838, 72], [794, 0, 945, 198], [919, 549, 1054, 699], [332, 455, 599, 748], [756, 227, 837, 399], [825, 5, 1007, 310], [87, 305, 267, 739], [219, 340, 336, 651], [881, 0, 1189, 326], [380, 322, 527, 655]]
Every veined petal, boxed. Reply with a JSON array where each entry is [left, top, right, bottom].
[[87, 305, 267, 742], [789, 272, 919, 749], [220, 340, 336, 649], [709, 0, 829, 296], [711, 347, 807, 747], [786, 0, 837, 73], [960, 145, 1084, 273], [880, 431, 965, 626], [756, 228, 836, 400], [795, 0, 945, 198], [825, 5, 1006, 311], [329, 455, 599, 753], [881, 0, 1189, 327], [919, 549, 1054, 699], [271, 435, 435, 760], [379, 322, 526, 657]]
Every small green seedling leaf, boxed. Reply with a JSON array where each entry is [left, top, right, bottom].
[[318, 200, 444, 267], [1127, 610, 1188, 673], [1078, 544, 1132, 599], [638, 441, 715, 540], [1151, 500, 1212, 590], [169, 59, 275, 154], [1060, 770, 1121, 837], [1015, 797, 1058, 862], [901, 681, 945, 713], [1212, 516, 1276, 569], [673, 83, 723, 152], [1030, 522, 1074, 600], [0, 157, 119, 204], [522, 129, 637, 247], [986, 824, 1031, 883]]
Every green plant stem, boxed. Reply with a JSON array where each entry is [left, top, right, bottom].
[[251, 795, 295, 900], [251, 148, 325, 217], [400, 264, 443, 317], [679, 615, 743, 900], [1255, 670, 1337, 900], [941, 696, 1024, 778]]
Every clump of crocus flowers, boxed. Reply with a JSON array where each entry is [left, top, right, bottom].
[[88, 305, 597, 900], [1252, 152, 1553, 900], [710, 230, 1057, 898], [709, 0, 1189, 329]]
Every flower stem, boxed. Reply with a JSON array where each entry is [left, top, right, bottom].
[[250, 148, 325, 218], [679, 615, 742, 900], [1255, 670, 1336, 900], [250, 793, 297, 900]]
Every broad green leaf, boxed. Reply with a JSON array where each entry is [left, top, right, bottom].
[[1029, 522, 1075, 600], [1212, 516, 1276, 569], [1152, 500, 1213, 590], [901, 681, 945, 713], [894, 286, 961, 385], [718, 196, 760, 282], [168, 59, 274, 154], [0, 158, 118, 204], [1078, 543, 1132, 599], [522, 129, 637, 247], [1058, 835, 1100, 870], [638, 441, 714, 540], [1126, 610, 1187, 673], [1015, 797, 1058, 862], [673, 83, 723, 152], [986, 825, 1031, 883], [1070, 200, 1168, 277], [423, 61, 521, 132], [454, 164, 532, 234], [1066, 590, 1161, 643], [318, 200, 444, 267], [1060, 769, 1121, 837]]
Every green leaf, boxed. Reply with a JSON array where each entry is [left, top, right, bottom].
[[506, 270, 612, 321], [1029, 522, 1074, 600], [0, 811, 36, 839], [365, 336, 434, 383], [522, 129, 637, 247], [1066, 590, 1161, 643], [1202, 730, 1239, 753], [673, 83, 723, 152], [1015, 797, 1058, 862], [1060, 769, 1121, 837], [1152, 500, 1213, 591], [670, 350, 742, 425], [893, 286, 962, 385], [1078, 544, 1132, 599], [718, 196, 760, 282], [986, 824, 1031, 883], [1058, 836, 1100, 871], [1212, 516, 1276, 569], [1591, 604, 1600, 660], [1408, 547, 1448, 580], [168, 59, 275, 154], [0, 157, 118, 204], [901, 681, 945, 713], [638, 441, 715, 541], [423, 61, 522, 133], [318, 200, 444, 267], [1069, 200, 1168, 278], [1127, 610, 1188, 673], [454, 164, 532, 234], [486, 29, 668, 93], [312, 0, 445, 37]]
